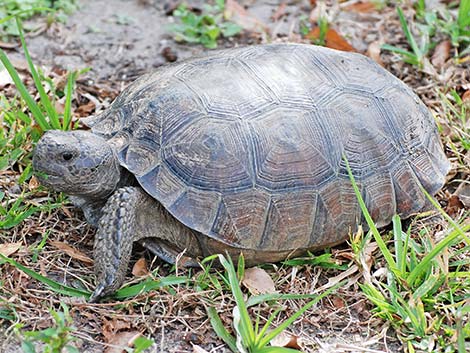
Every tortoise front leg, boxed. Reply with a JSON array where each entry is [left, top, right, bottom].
[[90, 186, 147, 302]]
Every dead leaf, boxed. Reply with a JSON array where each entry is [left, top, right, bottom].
[[28, 175, 40, 190], [310, 0, 317, 7], [76, 100, 96, 117], [344, 1, 377, 13], [306, 27, 356, 52], [192, 343, 210, 353], [102, 318, 132, 341], [431, 40, 451, 68], [331, 296, 345, 309], [242, 267, 276, 295], [446, 194, 464, 216], [462, 90, 470, 107], [50, 241, 93, 265], [105, 330, 141, 353], [367, 40, 383, 66], [0, 41, 18, 49], [132, 257, 149, 277], [225, 0, 267, 32], [270, 331, 302, 350], [0, 242, 22, 257], [271, 3, 287, 22]]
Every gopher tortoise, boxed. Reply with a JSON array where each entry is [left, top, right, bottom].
[[32, 43, 450, 300]]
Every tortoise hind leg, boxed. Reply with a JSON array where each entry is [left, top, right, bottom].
[[139, 238, 200, 267]]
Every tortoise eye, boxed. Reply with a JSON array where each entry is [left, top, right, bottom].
[[62, 152, 74, 161]]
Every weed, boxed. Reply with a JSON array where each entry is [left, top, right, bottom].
[[344, 155, 470, 351], [16, 303, 79, 353], [168, 0, 241, 49], [385, 1, 470, 67], [130, 337, 155, 353], [1, 18, 86, 132], [439, 89, 470, 152], [207, 254, 341, 353], [382, 7, 432, 68], [0, 0, 77, 40]]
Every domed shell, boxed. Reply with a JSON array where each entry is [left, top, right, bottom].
[[86, 43, 450, 252]]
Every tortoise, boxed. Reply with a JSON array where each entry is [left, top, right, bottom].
[[32, 43, 450, 301]]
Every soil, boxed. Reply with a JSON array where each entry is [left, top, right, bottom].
[[1, 0, 468, 352]]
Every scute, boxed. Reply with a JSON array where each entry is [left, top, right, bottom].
[[92, 43, 449, 252]]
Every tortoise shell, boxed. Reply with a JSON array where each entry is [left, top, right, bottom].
[[86, 43, 449, 252]]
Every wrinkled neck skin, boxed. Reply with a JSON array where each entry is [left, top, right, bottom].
[[70, 167, 137, 227]]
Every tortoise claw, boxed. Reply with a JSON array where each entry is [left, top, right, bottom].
[[89, 284, 105, 303]]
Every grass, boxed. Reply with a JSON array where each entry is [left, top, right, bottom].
[[168, 0, 241, 49], [345, 155, 470, 352], [383, 1, 470, 68], [0, 0, 77, 41], [382, 7, 432, 68], [206, 254, 342, 353]]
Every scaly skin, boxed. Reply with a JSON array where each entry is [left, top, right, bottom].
[[90, 187, 146, 301]]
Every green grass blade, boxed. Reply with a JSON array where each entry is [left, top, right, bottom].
[[16, 17, 60, 130], [62, 71, 76, 130], [255, 347, 303, 353], [0, 253, 89, 297], [406, 224, 470, 285], [0, 50, 50, 131], [396, 7, 422, 60], [419, 185, 470, 244], [381, 44, 417, 59], [458, 0, 470, 28], [206, 306, 239, 353], [0, 8, 54, 25], [255, 307, 283, 346], [392, 215, 406, 274], [246, 293, 325, 308], [113, 276, 188, 299], [343, 155, 399, 275], [256, 283, 342, 348], [218, 254, 256, 345]]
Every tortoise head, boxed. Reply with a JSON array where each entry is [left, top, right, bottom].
[[32, 130, 122, 199]]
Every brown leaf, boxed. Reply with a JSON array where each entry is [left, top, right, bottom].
[[446, 194, 464, 216], [242, 267, 276, 295], [431, 40, 451, 68], [28, 175, 40, 190], [270, 332, 302, 350], [75, 101, 96, 117], [0, 242, 22, 257], [50, 241, 93, 265], [310, 0, 317, 7], [331, 296, 345, 309], [105, 330, 142, 353], [462, 90, 470, 106], [0, 41, 18, 49], [344, 1, 377, 13], [225, 0, 267, 32], [102, 318, 132, 341], [192, 343, 210, 353], [271, 2, 287, 22], [306, 27, 356, 52], [367, 40, 383, 66], [132, 257, 149, 277]]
